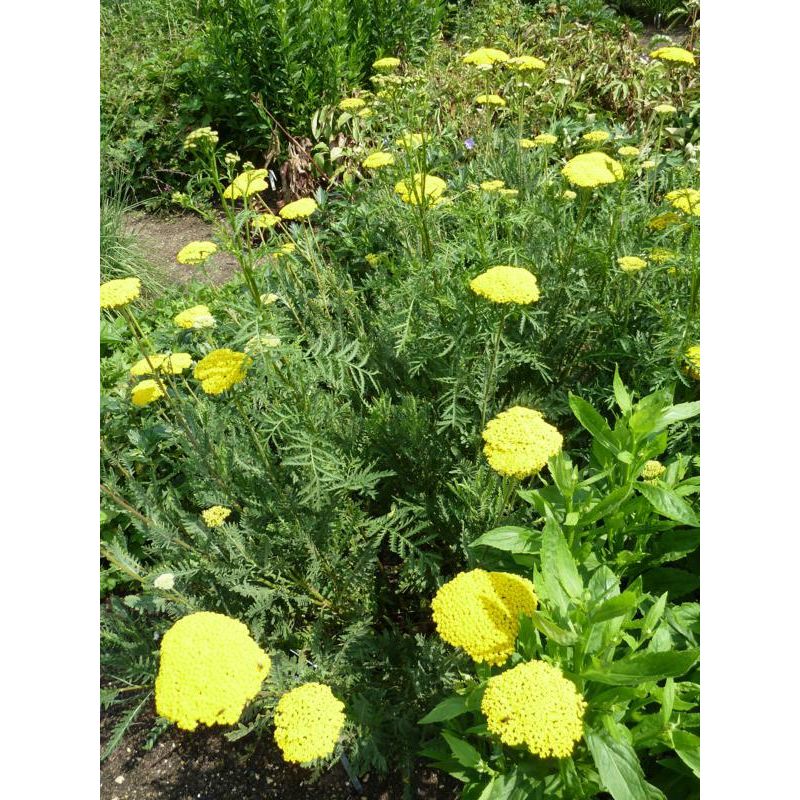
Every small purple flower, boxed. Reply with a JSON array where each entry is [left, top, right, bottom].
[[464, 137, 476, 151]]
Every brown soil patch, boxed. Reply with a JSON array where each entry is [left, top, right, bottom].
[[124, 211, 239, 286]]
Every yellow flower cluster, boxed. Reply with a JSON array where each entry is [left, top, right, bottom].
[[562, 190, 577, 201], [130, 353, 192, 377], [202, 505, 232, 527], [562, 151, 623, 188], [654, 103, 677, 115], [373, 56, 401, 70], [362, 151, 395, 170], [245, 333, 281, 354], [650, 46, 697, 66], [649, 247, 676, 264], [684, 344, 700, 380], [480, 179, 506, 192], [396, 132, 426, 149], [462, 47, 510, 66], [617, 256, 647, 273], [470, 265, 540, 305], [174, 305, 216, 329], [618, 145, 640, 157], [176, 241, 217, 266], [647, 211, 683, 231], [395, 173, 447, 206], [131, 379, 164, 407], [279, 197, 318, 220], [641, 460, 666, 481], [475, 93, 506, 107], [507, 55, 546, 71], [338, 97, 366, 111], [194, 349, 251, 395], [482, 406, 563, 478], [254, 213, 280, 229], [431, 569, 538, 665], [582, 130, 609, 144], [155, 612, 270, 731], [273, 683, 346, 764], [223, 168, 269, 200], [481, 660, 586, 758], [666, 187, 700, 217], [100, 277, 141, 309], [183, 127, 219, 150]]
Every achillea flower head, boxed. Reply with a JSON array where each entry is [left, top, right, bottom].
[[254, 213, 280, 229], [394, 173, 447, 206], [617, 256, 648, 273], [224, 152, 241, 165], [650, 46, 697, 66], [582, 130, 610, 144], [534, 133, 558, 146], [463, 47, 510, 66], [155, 611, 270, 731], [519, 138, 537, 149], [194, 349, 251, 395], [666, 187, 700, 216], [506, 55, 546, 71], [338, 97, 366, 111], [475, 93, 506, 107], [245, 333, 281, 354], [641, 159, 657, 170], [395, 132, 426, 149], [618, 145, 640, 157], [562, 190, 577, 200], [562, 151, 623, 188], [499, 188, 519, 198], [431, 569, 538, 665], [131, 379, 164, 407], [372, 56, 401, 70], [223, 169, 268, 200], [202, 506, 232, 528], [183, 127, 219, 150], [270, 242, 296, 258], [260, 292, 280, 305], [100, 277, 141, 309], [274, 683, 346, 764], [154, 572, 176, 591], [482, 406, 563, 478], [279, 197, 318, 220], [357, 107, 373, 118], [481, 660, 586, 758], [470, 265, 540, 305], [647, 211, 683, 231], [649, 247, 676, 263], [176, 241, 217, 266], [174, 304, 216, 329], [130, 353, 192, 377], [684, 344, 700, 380], [361, 151, 395, 170], [641, 460, 666, 482], [480, 179, 506, 192], [654, 103, 677, 115]]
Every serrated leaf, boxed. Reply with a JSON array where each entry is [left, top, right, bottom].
[[591, 591, 638, 623], [441, 731, 482, 769], [613, 366, 632, 415]]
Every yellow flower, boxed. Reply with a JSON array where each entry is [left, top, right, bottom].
[[260, 292, 280, 305], [100, 277, 141, 309], [274, 683, 346, 764], [176, 241, 217, 265], [155, 612, 270, 732], [482, 406, 563, 478], [394, 173, 447, 206], [183, 127, 219, 150], [561, 151, 623, 188], [362, 151, 395, 170], [202, 505, 232, 527], [130, 353, 193, 377], [481, 660, 586, 758], [480, 179, 506, 192], [499, 188, 519, 199], [562, 190, 577, 200], [649, 247, 676, 264], [470, 265, 540, 304], [533, 133, 557, 146], [357, 107, 374, 119], [271, 242, 296, 258], [395, 132, 426, 149], [617, 256, 648, 273], [582, 130, 610, 144], [338, 97, 366, 111], [519, 138, 537, 149], [224, 152, 241, 165], [131, 379, 164, 407], [431, 569, 538, 665], [463, 47, 510, 66], [641, 460, 666, 481], [654, 103, 677, 115], [174, 305, 216, 329], [373, 56, 401, 70], [245, 333, 281, 354], [279, 197, 318, 220], [475, 93, 506, 107], [254, 213, 280, 229], [223, 169, 269, 200], [641, 159, 657, 170], [650, 46, 697, 66], [193, 349, 252, 395], [684, 344, 700, 380], [666, 187, 700, 216], [618, 145, 640, 157], [506, 55, 546, 71], [647, 211, 683, 231]]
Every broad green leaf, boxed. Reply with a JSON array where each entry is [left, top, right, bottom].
[[636, 483, 699, 527], [542, 518, 583, 599], [529, 610, 578, 646], [586, 727, 664, 800], [569, 394, 620, 454], [591, 591, 638, 623], [662, 678, 675, 725], [419, 694, 469, 724], [517, 488, 555, 518], [580, 485, 632, 525], [549, 452, 577, 501], [476, 772, 523, 800], [583, 648, 699, 685], [641, 592, 668, 637], [649, 402, 700, 435], [441, 731, 482, 769], [613, 366, 632, 415], [616, 450, 633, 464], [671, 730, 700, 777], [470, 526, 539, 554]]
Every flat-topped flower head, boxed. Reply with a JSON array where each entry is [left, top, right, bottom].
[[361, 151, 395, 170], [131, 379, 164, 407], [641, 460, 666, 481], [274, 683, 346, 764], [562, 190, 577, 200], [431, 569, 538, 665], [481, 660, 586, 758], [183, 127, 219, 150], [372, 56, 401, 70], [254, 213, 280, 229], [534, 133, 557, 146], [482, 406, 563, 478], [193, 349, 252, 395], [395, 132, 426, 149], [617, 256, 647, 273], [224, 152, 240, 166], [463, 47, 510, 67], [562, 151, 623, 188], [647, 211, 683, 231], [470, 266, 540, 305], [666, 187, 700, 216], [684, 344, 700, 380], [480, 179, 506, 192], [498, 188, 519, 199], [506, 55, 546, 71], [176, 241, 217, 265], [395, 173, 447, 207], [357, 107, 373, 119], [519, 138, 536, 149], [100, 277, 141, 309], [223, 169, 268, 200], [153, 572, 175, 591], [649, 247, 677, 264], [338, 97, 366, 111], [618, 145, 640, 157], [279, 197, 318, 220], [475, 93, 506, 107], [202, 505, 232, 527], [174, 305, 216, 330], [650, 46, 696, 66], [155, 612, 270, 731], [130, 353, 192, 377], [654, 103, 677, 115], [582, 130, 610, 144], [641, 159, 657, 170]]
